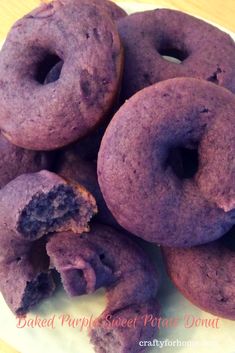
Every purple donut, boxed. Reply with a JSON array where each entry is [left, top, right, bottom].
[[98, 78, 235, 247], [0, 0, 123, 150], [117, 9, 235, 100], [162, 226, 235, 320]]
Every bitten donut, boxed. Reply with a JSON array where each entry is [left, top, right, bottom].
[[0, 170, 97, 314], [46, 224, 160, 353], [0, 0, 123, 150], [117, 9, 235, 100], [0, 132, 50, 188], [98, 78, 235, 247], [55, 147, 120, 228], [162, 226, 235, 320]]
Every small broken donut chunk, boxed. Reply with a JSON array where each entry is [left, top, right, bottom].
[[46, 224, 160, 353], [0, 170, 97, 249], [98, 78, 235, 247], [0, 0, 123, 150], [117, 9, 235, 100], [0, 132, 50, 189], [90, 301, 160, 353], [162, 225, 235, 320], [56, 148, 120, 228], [0, 237, 55, 316]]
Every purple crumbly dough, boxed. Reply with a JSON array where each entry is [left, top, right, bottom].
[[0, 0, 123, 150], [46, 224, 160, 353], [0, 236, 55, 316], [162, 225, 235, 320], [97, 78, 235, 247], [0, 170, 97, 314], [117, 8, 235, 101], [0, 132, 50, 189], [55, 147, 121, 229]]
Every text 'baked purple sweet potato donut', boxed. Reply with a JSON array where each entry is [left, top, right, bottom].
[[0, 170, 97, 314], [117, 8, 235, 100], [98, 78, 235, 247], [162, 226, 235, 320], [0, 0, 123, 150], [46, 224, 160, 353]]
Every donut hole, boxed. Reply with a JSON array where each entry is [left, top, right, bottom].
[[35, 53, 63, 84], [63, 269, 87, 296], [18, 185, 80, 240], [167, 146, 199, 179], [17, 272, 53, 315], [220, 225, 235, 251], [159, 44, 189, 64]]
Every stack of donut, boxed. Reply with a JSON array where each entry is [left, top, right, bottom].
[[0, 1, 234, 353]]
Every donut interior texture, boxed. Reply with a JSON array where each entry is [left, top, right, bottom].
[[18, 184, 82, 240]]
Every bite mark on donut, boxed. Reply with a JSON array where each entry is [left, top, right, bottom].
[[17, 184, 85, 240]]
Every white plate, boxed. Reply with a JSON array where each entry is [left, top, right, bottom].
[[0, 3, 235, 353]]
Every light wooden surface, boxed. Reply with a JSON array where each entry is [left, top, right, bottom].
[[0, 1, 234, 353], [0, 0, 234, 41]]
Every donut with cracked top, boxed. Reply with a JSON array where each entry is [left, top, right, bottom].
[[97, 78, 235, 247], [117, 8, 235, 100], [0, 0, 123, 150]]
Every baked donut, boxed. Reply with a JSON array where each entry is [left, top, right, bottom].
[[117, 9, 235, 100], [162, 225, 235, 320], [55, 147, 120, 228], [0, 0, 123, 150], [0, 132, 50, 188], [98, 78, 235, 247], [0, 170, 97, 314], [46, 224, 160, 353]]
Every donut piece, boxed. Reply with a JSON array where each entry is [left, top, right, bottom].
[[55, 147, 120, 228], [98, 78, 235, 247], [0, 170, 97, 314], [0, 237, 55, 316], [117, 9, 235, 100], [162, 225, 235, 320], [46, 224, 160, 353], [0, 0, 123, 150], [0, 132, 50, 188]]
